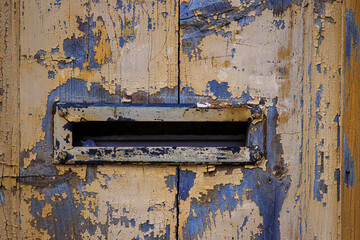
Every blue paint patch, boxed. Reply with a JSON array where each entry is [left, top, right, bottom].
[[238, 16, 255, 27], [182, 85, 195, 95], [316, 64, 321, 73], [48, 70, 55, 79], [26, 180, 103, 238], [204, 80, 232, 100], [180, 0, 300, 60], [278, 67, 286, 75], [313, 145, 327, 201], [51, 47, 59, 54], [315, 84, 323, 108], [62, 35, 87, 69], [165, 174, 177, 191], [272, 19, 285, 29], [147, 206, 153, 212], [120, 216, 136, 228], [182, 99, 290, 240], [179, 170, 196, 201], [143, 224, 171, 240], [237, 86, 254, 103], [343, 135, 355, 187], [34, 49, 46, 64], [345, 9, 359, 63], [139, 220, 155, 232], [182, 184, 242, 239], [61, 16, 110, 70], [308, 64, 311, 78]]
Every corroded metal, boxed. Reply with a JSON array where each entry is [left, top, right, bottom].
[[54, 103, 262, 164]]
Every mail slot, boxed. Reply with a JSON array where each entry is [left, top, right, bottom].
[[53, 103, 264, 164]]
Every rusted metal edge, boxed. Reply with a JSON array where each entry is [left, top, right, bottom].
[[53, 103, 263, 165]]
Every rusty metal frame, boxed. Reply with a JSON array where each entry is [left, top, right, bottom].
[[53, 103, 263, 164]]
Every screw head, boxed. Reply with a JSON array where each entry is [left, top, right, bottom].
[[58, 107, 68, 117], [57, 151, 68, 162], [253, 152, 263, 161]]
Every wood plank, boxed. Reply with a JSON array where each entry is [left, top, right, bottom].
[[0, 0, 20, 239], [177, 0, 340, 239], [342, 0, 360, 238], [19, 0, 179, 239]]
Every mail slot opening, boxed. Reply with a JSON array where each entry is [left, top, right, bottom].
[[72, 121, 249, 148]]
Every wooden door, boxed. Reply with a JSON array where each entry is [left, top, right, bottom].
[[0, 0, 347, 239]]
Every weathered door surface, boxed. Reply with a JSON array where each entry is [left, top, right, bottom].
[[1, 0, 360, 239]]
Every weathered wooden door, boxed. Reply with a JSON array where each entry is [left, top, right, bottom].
[[1, 0, 355, 239]]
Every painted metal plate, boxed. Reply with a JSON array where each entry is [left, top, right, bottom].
[[53, 103, 262, 164]]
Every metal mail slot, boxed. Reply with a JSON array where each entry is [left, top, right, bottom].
[[53, 103, 264, 164]]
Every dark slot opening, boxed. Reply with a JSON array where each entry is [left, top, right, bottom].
[[72, 121, 249, 147]]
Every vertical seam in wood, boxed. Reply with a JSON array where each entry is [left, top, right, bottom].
[[175, 165, 180, 240], [176, 2, 181, 238], [177, 0, 181, 104]]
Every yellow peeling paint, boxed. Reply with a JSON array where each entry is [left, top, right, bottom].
[[0, 0, 355, 239], [93, 21, 111, 65]]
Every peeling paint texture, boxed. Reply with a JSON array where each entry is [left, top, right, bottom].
[[0, 0, 358, 239]]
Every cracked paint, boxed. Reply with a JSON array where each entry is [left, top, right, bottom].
[[0, 0, 352, 239]]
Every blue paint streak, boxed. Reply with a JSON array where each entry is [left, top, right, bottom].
[[313, 145, 321, 201], [315, 84, 323, 108], [334, 169, 340, 201], [345, 9, 359, 63], [231, 48, 236, 58], [240, 216, 249, 232], [315, 112, 320, 135], [334, 114, 340, 148], [316, 64, 321, 73], [344, 135, 355, 187]]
